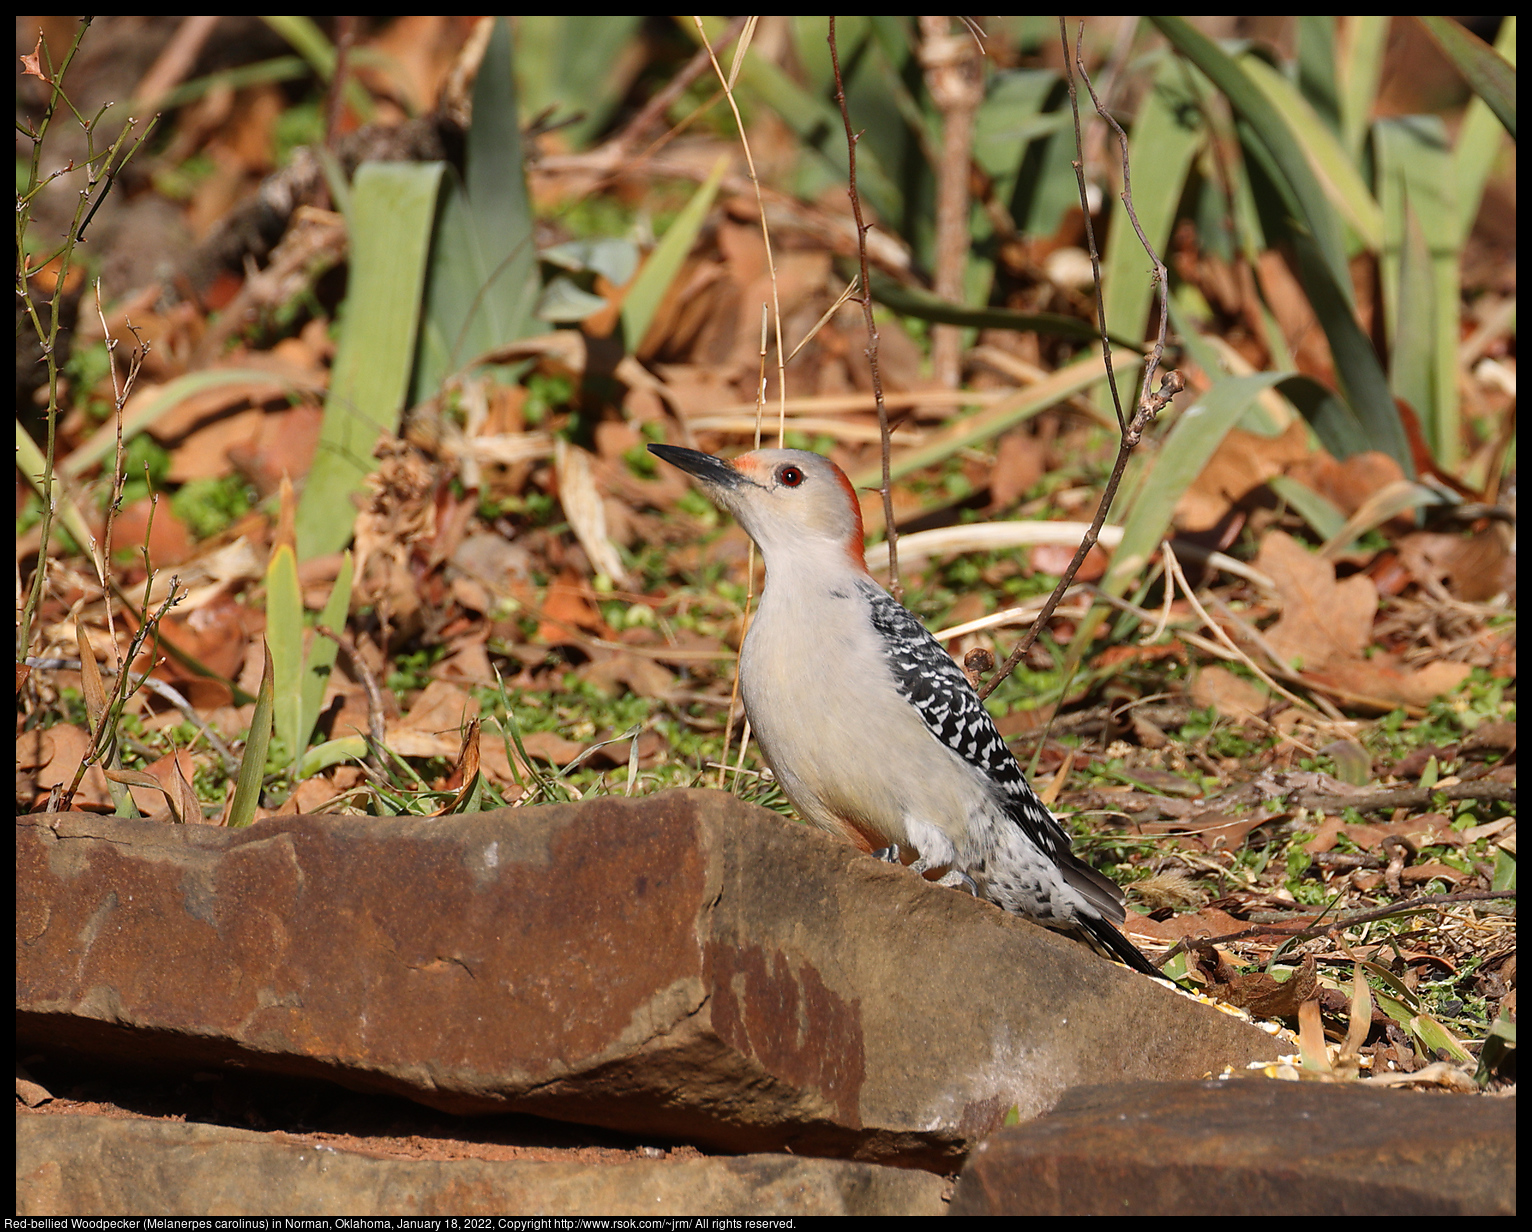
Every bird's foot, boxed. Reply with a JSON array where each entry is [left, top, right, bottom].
[[871, 844, 904, 865], [933, 868, 981, 896]]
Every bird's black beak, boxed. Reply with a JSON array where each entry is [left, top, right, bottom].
[[647, 444, 748, 491]]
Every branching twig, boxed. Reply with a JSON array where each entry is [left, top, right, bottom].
[[94, 281, 150, 654], [828, 17, 901, 599], [1072, 24, 1174, 404], [977, 20, 1185, 700]]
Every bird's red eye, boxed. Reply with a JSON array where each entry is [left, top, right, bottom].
[[778, 466, 804, 487]]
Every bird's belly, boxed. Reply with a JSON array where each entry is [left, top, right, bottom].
[[739, 626, 987, 856]]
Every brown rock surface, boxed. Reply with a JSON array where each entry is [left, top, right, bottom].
[[17, 791, 1284, 1168], [16, 1112, 946, 1216], [951, 1079, 1517, 1215]]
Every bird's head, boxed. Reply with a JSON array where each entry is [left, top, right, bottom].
[[648, 444, 867, 573]]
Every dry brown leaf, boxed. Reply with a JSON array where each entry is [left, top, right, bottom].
[[226, 403, 324, 496], [554, 436, 630, 586], [384, 680, 479, 758], [1303, 653, 1472, 710], [1127, 904, 1251, 943], [577, 651, 677, 699], [1256, 250, 1332, 384], [1030, 540, 1109, 582], [536, 568, 612, 644], [110, 496, 195, 570], [1191, 664, 1272, 722], [515, 729, 585, 765], [1395, 529, 1514, 602], [1218, 953, 1320, 1018], [1132, 810, 1272, 853], [1176, 418, 1310, 531], [164, 406, 267, 483], [989, 426, 1047, 510], [1257, 530, 1377, 669], [20, 725, 113, 808], [1289, 450, 1407, 520]]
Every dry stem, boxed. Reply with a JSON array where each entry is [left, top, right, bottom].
[[828, 17, 901, 598]]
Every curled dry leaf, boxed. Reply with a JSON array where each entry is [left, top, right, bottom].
[[553, 436, 630, 587]]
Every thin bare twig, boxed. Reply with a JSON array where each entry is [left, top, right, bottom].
[[24, 656, 240, 775], [828, 17, 901, 599], [93, 280, 149, 654], [977, 19, 1185, 700], [1072, 24, 1173, 403]]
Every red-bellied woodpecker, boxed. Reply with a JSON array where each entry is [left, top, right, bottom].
[[650, 443, 1158, 976]]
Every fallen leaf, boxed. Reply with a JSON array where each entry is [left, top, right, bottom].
[[1303, 653, 1472, 710], [1395, 529, 1514, 602], [1191, 665, 1272, 722], [577, 651, 677, 699], [1288, 450, 1407, 519], [1257, 530, 1377, 669], [537, 568, 612, 643], [990, 426, 1047, 509], [1177, 418, 1310, 531]]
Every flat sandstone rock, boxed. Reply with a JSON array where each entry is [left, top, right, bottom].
[[951, 1079, 1516, 1215], [17, 791, 1285, 1169], [16, 1113, 947, 1217]]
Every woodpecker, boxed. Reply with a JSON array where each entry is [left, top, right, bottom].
[[650, 443, 1158, 976]]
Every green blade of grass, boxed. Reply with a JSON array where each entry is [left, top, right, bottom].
[[515, 16, 645, 151], [1451, 16, 1516, 248], [1150, 17, 1351, 299], [846, 347, 1145, 494], [1376, 115, 1459, 466], [690, 15, 901, 226], [1061, 369, 1297, 677], [297, 734, 369, 780], [227, 640, 275, 828], [1097, 54, 1205, 417], [1103, 371, 1295, 599], [1416, 16, 1516, 141], [621, 156, 727, 353], [1267, 474, 1349, 541], [1337, 16, 1388, 162], [264, 543, 304, 772], [260, 15, 373, 122], [61, 368, 314, 479], [1239, 52, 1384, 250], [869, 275, 1137, 348], [1390, 201, 1439, 447], [1152, 17, 1410, 473], [1294, 17, 1341, 134], [296, 160, 444, 561], [300, 550, 353, 766], [17, 423, 102, 584], [412, 16, 539, 400]]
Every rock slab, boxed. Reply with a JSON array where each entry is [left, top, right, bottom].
[[16, 1112, 946, 1216], [951, 1079, 1516, 1215], [18, 792, 1284, 1167]]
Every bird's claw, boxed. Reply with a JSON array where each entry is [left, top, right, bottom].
[[934, 868, 981, 897]]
